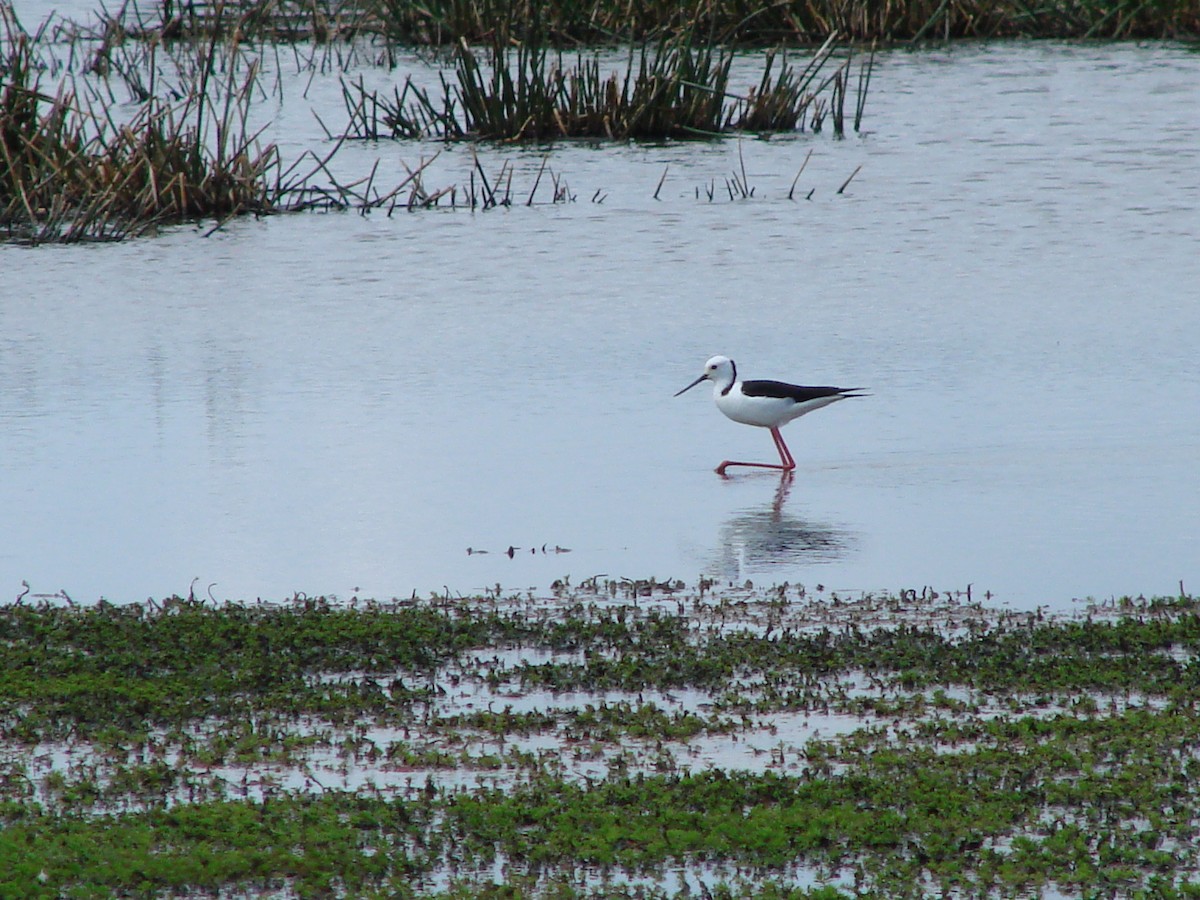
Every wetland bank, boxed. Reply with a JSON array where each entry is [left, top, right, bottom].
[[4, 0, 1200, 896]]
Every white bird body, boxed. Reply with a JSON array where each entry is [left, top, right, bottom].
[[713, 380, 846, 428], [675, 355, 863, 475]]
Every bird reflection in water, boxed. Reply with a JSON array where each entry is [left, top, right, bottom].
[[711, 472, 855, 582]]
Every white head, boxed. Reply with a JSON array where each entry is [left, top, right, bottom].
[[674, 356, 737, 397]]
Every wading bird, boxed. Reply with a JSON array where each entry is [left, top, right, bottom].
[[675, 355, 864, 476]]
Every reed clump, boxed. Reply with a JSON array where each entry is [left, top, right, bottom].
[[1, 11, 281, 242], [367, 0, 1200, 44], [94, 0, 368, 43], [43, 0, 1200, 46], [342, 32, 871, 142]]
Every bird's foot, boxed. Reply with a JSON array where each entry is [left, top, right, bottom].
[[716, 460, 795, 476]]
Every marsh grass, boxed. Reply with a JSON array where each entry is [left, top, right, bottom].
[[0, 8, 284, 241], [2, 5, 862, 241], [0, 7, 471, 241], [88, 0, 370, 43], [36, 0, 1200, 48], [366, 0, 1199, 43], [341, 32, 871, 141]]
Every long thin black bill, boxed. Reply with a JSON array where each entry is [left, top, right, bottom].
[[673, 375, 707, 397]]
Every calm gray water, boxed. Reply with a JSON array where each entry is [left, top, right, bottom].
[[2, 17, 1198, 608]]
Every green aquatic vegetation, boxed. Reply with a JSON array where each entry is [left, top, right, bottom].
[[0, 596, 527, 738], [5, 592, 1200, 743], [443, 709, 560, 736], [9, 702, 1200, 897], [3, 589, 1200, 895], [568, 702, 718, 741], [517, 603, 1200, 701], [440, 702, 726, 744], [0, 795, 415, 898]]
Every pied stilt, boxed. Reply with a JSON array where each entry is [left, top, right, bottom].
[[675, 355, 865, 476]]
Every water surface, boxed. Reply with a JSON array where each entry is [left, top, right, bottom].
[[2, 28, 1198, 608]]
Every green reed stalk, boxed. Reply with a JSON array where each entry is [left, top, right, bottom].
[[341, 29, 846, 143]]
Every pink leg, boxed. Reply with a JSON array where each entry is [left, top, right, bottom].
[[716, 427, 796, 475], [771, 427, 796, 469]]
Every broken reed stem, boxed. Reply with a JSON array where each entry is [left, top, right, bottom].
[[854, 43, 875, 133], [837, 164, 862, 194], [787, 148, 813, 200], [653, 165, 669, 200], [910, 0, 953, 43], [527, 154, 549, 205], [501, 162, 513, 206], [471, 147, 494, 207], [360, 156, 380, 212]]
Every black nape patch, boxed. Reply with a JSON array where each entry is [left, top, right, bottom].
[[721, 359, 737, 396]]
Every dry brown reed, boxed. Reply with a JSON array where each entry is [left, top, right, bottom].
[[1, 6, 286, 242]]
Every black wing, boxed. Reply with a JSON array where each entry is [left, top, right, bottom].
[[741, 380, 861, 402]]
